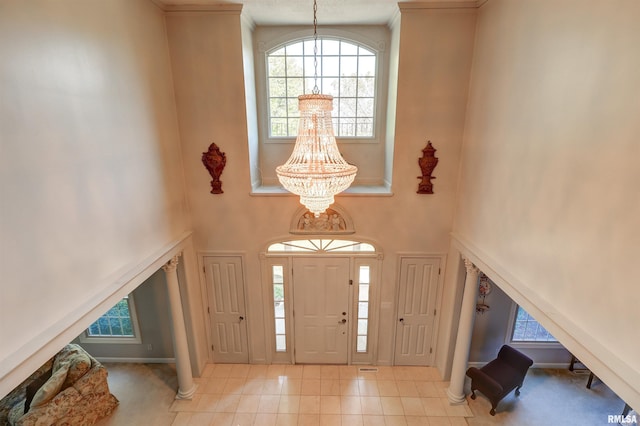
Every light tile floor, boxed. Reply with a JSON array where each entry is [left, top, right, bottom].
[[169, 364, 471, 426], [95, 363, 627, 426]]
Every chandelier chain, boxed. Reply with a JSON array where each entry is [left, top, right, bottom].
[[312, 0, 319, 94]]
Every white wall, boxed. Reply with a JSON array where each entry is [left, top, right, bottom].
[[454, 0, 640, 408], [0, 0, 192, 397], [165, 5, 476, 366]]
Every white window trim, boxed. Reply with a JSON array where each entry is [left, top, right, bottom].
[[79, 294, 142, 344], [251, 25, 393, 193], [505, 302, 562, 349]]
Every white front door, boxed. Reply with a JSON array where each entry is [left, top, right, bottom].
[[394, 257, 440, 365], [203, 256, 249, 363], [293, 257, 350, 364]]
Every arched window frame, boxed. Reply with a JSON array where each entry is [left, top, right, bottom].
[[253, 25, 392, 190]]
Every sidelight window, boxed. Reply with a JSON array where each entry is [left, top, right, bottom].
[[272, 265, 287, 352], [356, 265, 371, 353]]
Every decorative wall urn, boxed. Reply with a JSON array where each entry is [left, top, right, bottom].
[[417, 141, 439, 194], [202, 142, 226, 194]]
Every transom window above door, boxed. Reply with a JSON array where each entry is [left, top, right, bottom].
[[267, 239, 375, 253]]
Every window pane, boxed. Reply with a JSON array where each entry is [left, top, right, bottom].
[[322, 77, 340, 97], [358, 319, 368, 335], [358, 302, 369, 318], [269, 78, 287, 97], [340, 77, 357, 97], [286, 78, 303, 96], [272, 266, 284, 283], [358, 77, 375, 97], [322, 39, 340, 55], [339, 118, 356, 137], [275, 318, 286, 334], [359, 56, 376, 76], [512, 306, 557, 342], [286, 42, 303, 55], [268, 56, 286, 76], [286, 56, 304, 77], [359, 266, 370, 284], [357, 336, 367, 352], [270, 98, 287, 117], [341, 56, 358, 77], [357, 118, 374, 137], [288, 118, 299, 135], [340, 98, 357, 117], [342, 42, 358, 55], [323, 56, 340, 77], [359, 284, 370, 302], [274, 302, 285, 317], [273, 284, 284, 302], [357, 98, 374, 117], [287, 98, 299, 117], [276, 335, 286, 351], [271, 118, 287, 137]]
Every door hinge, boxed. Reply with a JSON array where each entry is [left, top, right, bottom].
[[211, 344, 214, 351], [434, 309, 436, 316], [349, 279, 353, 285], [203, 266, 206, 273], [207, 307, 210, 314], [438, 268, 441, 275], [430, 347, 433, 354]]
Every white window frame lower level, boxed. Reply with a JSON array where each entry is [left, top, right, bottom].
[[79, 294, 142, 344], [506, 303, 562, 349]]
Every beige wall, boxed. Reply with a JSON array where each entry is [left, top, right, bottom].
[[455, 0, 640, 407], [165, 6, 476, 365], [0, 0, 192, 396]]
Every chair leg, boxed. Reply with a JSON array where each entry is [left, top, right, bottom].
[[586, 372, 594, 389], [490, 408, 496, 416], [470, 390, 476, 400], [515, 385, 521, 396]]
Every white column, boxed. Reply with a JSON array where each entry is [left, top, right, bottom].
[[446, 257, 480, 404], [162, 255, 196, 399]]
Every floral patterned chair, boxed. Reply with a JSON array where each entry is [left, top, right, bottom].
[[0, 344, 118, 426]]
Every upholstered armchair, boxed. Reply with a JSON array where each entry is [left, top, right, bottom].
[[466, 345, 534, 415]]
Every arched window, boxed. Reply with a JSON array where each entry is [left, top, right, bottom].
[[266, 38, 377, 138], [251, 25, 393, 191]]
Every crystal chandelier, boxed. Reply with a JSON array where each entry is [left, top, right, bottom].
[[276, 0, 357, 217]]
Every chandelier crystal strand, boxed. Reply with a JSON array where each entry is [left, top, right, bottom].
[[275, 0, 357, 216]]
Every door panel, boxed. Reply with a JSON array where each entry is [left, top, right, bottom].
[[293, 258, 350, 364], [204, 256, 249, 363], [394, 257, 439, 365]]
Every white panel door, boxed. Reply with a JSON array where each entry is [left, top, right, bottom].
[[394, 257, 440, 366], [204, 256, 249, 363], [293, 258, 350, 364]]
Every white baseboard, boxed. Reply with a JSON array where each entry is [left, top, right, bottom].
[[96, 357, 176, 364]]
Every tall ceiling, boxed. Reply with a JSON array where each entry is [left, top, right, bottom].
[[155, 0, 470, 25]]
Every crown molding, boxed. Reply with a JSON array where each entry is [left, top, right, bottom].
[[398, 1, 481, 11], [155, 2, 243, 14]]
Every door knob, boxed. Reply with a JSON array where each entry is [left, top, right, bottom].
[[239, 316, 245, 321], [399, 318, 404, 323], [342, 312, 347, 315], [339, 319, 347, 324]]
